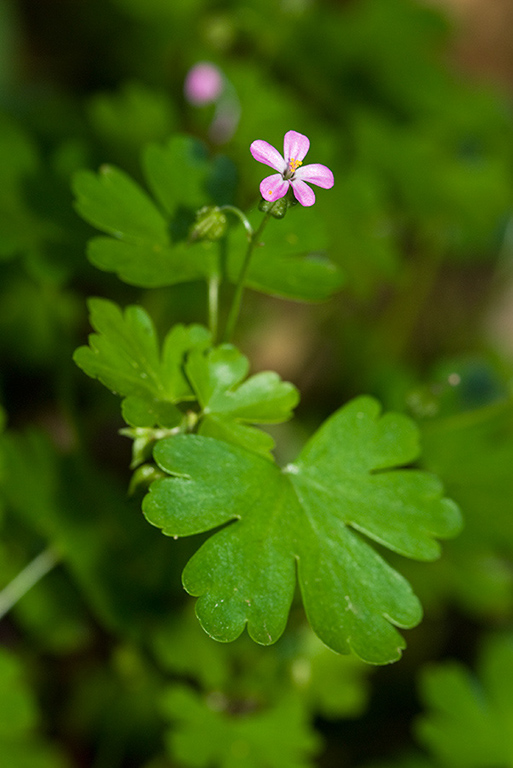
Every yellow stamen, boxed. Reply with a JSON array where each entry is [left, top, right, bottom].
[[288, 157, 303, 173]]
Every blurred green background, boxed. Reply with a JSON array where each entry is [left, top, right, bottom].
[[2, 0, 513, 766]]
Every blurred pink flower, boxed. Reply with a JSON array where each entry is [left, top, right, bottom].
[[250, 130, 334, 207], [184, 62, 224, 106]]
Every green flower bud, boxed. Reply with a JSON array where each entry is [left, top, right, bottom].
[[258, 188, 297, 219], [189, 206, 228, 241]]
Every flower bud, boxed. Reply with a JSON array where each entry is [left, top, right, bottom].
[[189, 206, 228, 241], [184, 63, 224, 106], [258, 192, 296, 219]]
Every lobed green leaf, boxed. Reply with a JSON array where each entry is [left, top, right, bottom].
[[186, 344, 299, 456], [73, 164, 168, 244], [72, 136, 225, 288], [143, 395, 461, 664], [73, 298, 211, 426]]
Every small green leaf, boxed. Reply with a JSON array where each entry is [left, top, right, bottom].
[[245, 251, 343, 302], [73, 298, 211, 426], [185, 344, 299, 456], [143, 396, 461, 664], [162, 685, 321, 768], [416, 634, 513, 766]]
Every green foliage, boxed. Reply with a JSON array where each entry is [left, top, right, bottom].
[[73, 297, 211, 427], [289, 628, 371, 720], [73, 298, 298, 455], [362, 755, 435, 768], [143, 396, 461, 664], [418, 392, 513, 617], [0, 647, 69, 767], [186, 344, 299, 455], [0, 428, 185, 635], [2, 0, 513, 764], [152, 606, 371, 721], [161, 686, 321, 768], [0, 114, 43, 261], [72, 137, 343, 301], [72, 139, 219, 287], [87, 80, 177, 156], [225, 206, 344, 301], [416, 634, 513, 767]]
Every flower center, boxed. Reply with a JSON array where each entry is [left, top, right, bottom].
[[284, 157, 302, 180]]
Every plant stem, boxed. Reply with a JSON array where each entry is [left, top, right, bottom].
[[219, 205, 254, 240], [222, 208, 274, 343], [0, 547, 60, 620]]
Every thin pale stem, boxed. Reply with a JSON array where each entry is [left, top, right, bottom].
[[222, 208, 274, 343], [0, 547, 60, 620], [219, 205, 254, 240]]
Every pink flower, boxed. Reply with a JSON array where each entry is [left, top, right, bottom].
[[250, 130, 334, 207], [184, 62, 224, 106]]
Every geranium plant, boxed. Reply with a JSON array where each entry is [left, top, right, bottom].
[[3, 2, 513, 763], [72, 129, 461, 665]]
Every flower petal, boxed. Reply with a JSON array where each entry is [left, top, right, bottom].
[[260, 174, 290, 202], [295, 163, 334, 189], [290, 178, 315, 206], [283, 130, 310, 163], [250, 140, 285, 172]]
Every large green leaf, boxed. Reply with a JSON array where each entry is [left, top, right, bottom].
[[185, 344, 299, 456], [143, 396, 461, 664], [73, 298, 211, 427]]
